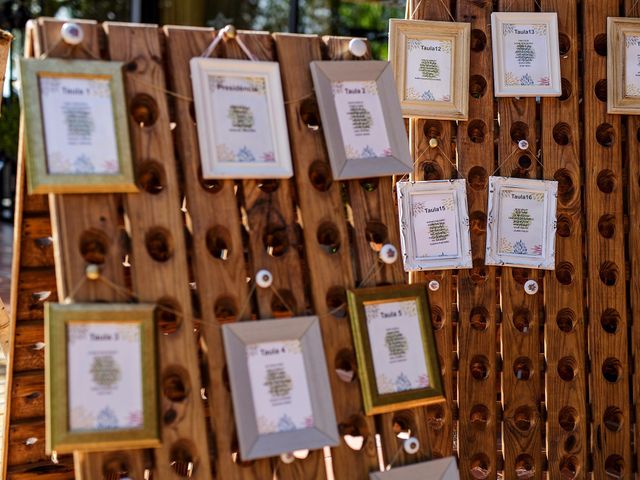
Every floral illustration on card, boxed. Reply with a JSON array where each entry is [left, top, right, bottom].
[[69, 405, 96, 431], [97, 406, 119, 430]]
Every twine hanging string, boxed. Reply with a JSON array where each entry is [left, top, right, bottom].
[[39, 37, 101, 60], [628, 0, 640, 16], [490, 144, 543, 177], [409, 0, 455, 22]]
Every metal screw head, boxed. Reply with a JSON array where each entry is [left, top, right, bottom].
[[348, 38, 368, 57], [223, 25, 237, 39], [429, 138, 439, 148], [518, 139, 529, 151], [280, 452, 296, 464], [428, 280, 440, 291], [403, 437, 420, 454], [255, 269, 273, 288], [60, 22, 84, 45], [85, 264, 101, 281], [524, 279, 539, 295], [379, 244, 398, 264]]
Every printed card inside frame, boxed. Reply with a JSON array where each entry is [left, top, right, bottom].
[[388, 19, 470, 120], [490, 12, 561, 97], [369, 456, 459, 479], [20, 58, 136, 194], [222, 316, 339, 461], [45, 303, 159, 454], [397, 179, 472, 271], [190, 57, 293, 179], [485, 176, 558, 269], [347, 284, 444, 416], [310, 60, 413, 180], [607, 17, 640, 114]]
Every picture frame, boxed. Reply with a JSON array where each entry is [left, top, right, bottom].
[[397, 179, 472, 271], [347, 284, 444, 416], [222, 316, 339, 460], [20, 58, 136, 194], [45, 303, 159, 454], [388, 19, 470, 120], [190, 58, 293, 178], [310, 60, 413, 180], [490, 12, 562, 97], [370, 457, 459, 479], [607, 17, 640, 114], [485, 176, 558, 269]]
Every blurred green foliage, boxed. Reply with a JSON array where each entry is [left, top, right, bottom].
[[0, 97, 19, 159]]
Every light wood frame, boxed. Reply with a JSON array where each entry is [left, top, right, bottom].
[[20, 58, 136, 194], [388, 19, 470, 120], [310, 60, 413, 180], [397, 179, 472, 271], [491, 12, 562, 97], [369, 456, 459, 479], [485, 176, 558, 269], [45, 303, 159, 454], [347, 284, 444, 415], [190, 57, 293, 178], [607, 17, 640, 114], [222, 316, 339, 460]]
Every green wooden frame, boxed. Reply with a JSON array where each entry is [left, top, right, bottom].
[[347, 284, 444, 415], [20, 58, 136, 194], [45, 303, 159, 454]]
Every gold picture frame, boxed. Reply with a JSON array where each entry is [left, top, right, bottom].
[[45, 303, 159, 454], [20, 58, 136, 193], [347, 284, 444, 415], [608, 17, 640, 114]]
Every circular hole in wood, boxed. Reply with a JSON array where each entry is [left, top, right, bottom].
[[155, 297, 182, 335], [467, 119, 487, 143], [604, 406, 624, 432], [599, 261, 619, 286], [469, 211, 487, 235], [470, 306, 489, 331], [517, 155, 532, 169], [553, 122, 572, 146], [560, 78, 572, 101], [145, 227, 174, 262], [365, 222, 388, 252], [391, 411, 413, 437], [510, 121, 529, 143], [258, 179, 279, 193], [198, 171, 223, 194], [511, 268, 530, 286], [130, 93, 159, 127], [263, 226, 289, 257], [468, 166, 488, 191], [431, 306, 444, 331], [470, 404, 490, 430], [513, 308, 532, 333], [422, 161, 444, 180], [600, 308, 620, 334], [427, 404, 445, 430], [598, 214, 615, 239], [271, 289, 296, 317], [170, 441, 197, 477], [359, 178, 379, 192], [214, 296, 237, 323], [308, 160, 333, 192], [316, 222, 341, 254], [594, 33, 607, 56], [564, 434, 577, 453], [164, 407, 177, 425], [79, 229, 109, 265], [559, 32, 571, 55], [470, 29, 487, 52], [470, 258, 488, 285], [469, 75, 488, 98], [554, 168, 575, 205], [596, 169, 616, 193], [513, 357, 533, 381], [470, 453, 490, 479], [595, 79, 608, 102], [604, 454, 624, 478], [514, 405, 534, 432], [556, 308, 576, 333], [515, 454, 535, 479], [162, 367, 190, 402], [559, 406, 578, 432], [470, 355, 490, 381], [556, 214, 572, 238], [102, 456, 130, 480], [300, 98, 320, 130], [560, 456, 579, 479], [334, 349, 356, 383], [206, 225, 231, 260], [556, 262, 575, 286], [596, 123, 615, 147], [557, 356, 577, 381], [326, 286, 347, 318], [136, 160, 166, 194], [423, 120, 442, 139], [602, 357, 623, 383]]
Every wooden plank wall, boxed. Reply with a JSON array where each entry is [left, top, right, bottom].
[[7, 2, 640, 479]]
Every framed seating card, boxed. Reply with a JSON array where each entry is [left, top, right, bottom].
[[20, 58, 136, 194], [190, 58, 293, 178], [397, 179, 472, 271], [310, 60, 413, 180], [370, 457, 459, 479], [485, 176, 558, 269], [222, 316, 339, 460], [490, 12, 561, 97], [607, 17, 640, 114], [388, 19, 470, 120], [347, 284, 444, 415], [45, 303, 159, 454]]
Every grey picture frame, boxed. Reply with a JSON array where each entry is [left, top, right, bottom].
[[369, 457, 459, 479], [222, 316, 339, 461], [310, 60, 413, 180]]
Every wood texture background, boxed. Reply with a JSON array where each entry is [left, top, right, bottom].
[[4, 1, 640, 478]]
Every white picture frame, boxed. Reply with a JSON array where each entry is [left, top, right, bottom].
[[397, 180, 472, 271], [485, 176, 558, 269], [607, 17, 640, 114], [491, 12, 562, 97], [222, 316, 339, 461], [190, 58, 293, 179], [370, 457, 459, 479]]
